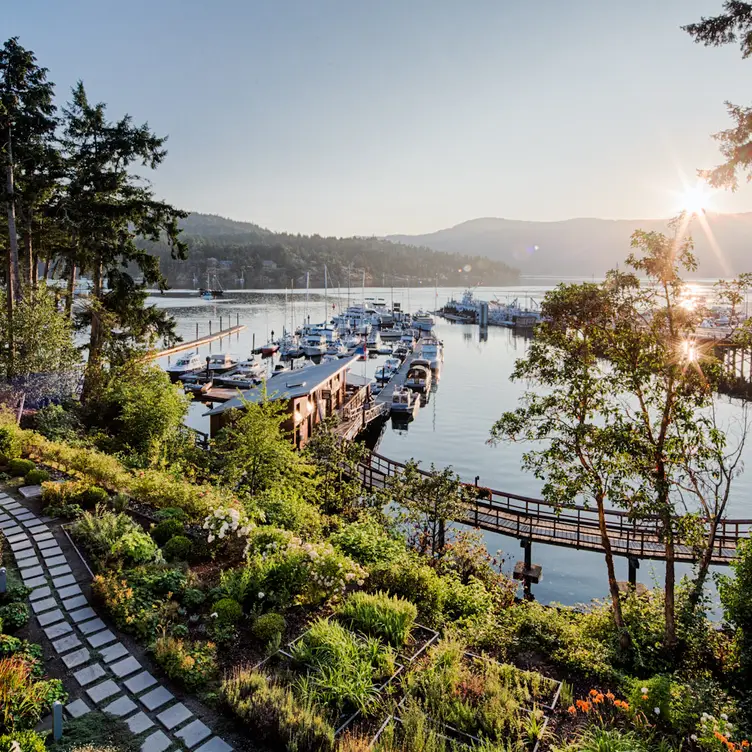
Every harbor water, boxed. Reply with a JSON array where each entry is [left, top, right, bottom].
[[151, 284, 751, 608]]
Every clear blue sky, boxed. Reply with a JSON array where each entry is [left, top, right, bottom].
[[9, 0, 752, 235]]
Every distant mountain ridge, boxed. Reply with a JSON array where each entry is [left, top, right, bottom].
[[387, 213, 752, 278]]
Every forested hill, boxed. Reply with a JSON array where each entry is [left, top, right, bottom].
[[149, 213, 519, 289]]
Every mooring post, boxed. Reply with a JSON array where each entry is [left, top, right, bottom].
[[209, 320, 212, 336], [220, 316, 223, 332], [513, 538, 541, 601], [0, 567, 6, 594], [52, 701, 63, 740], [196, 322, 199, 341], [628, 556, 639, 589]]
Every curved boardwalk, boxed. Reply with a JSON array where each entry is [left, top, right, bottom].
[[359, 452, 752, 565]]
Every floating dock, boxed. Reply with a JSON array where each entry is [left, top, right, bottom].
[[149, 325, 246, 360]]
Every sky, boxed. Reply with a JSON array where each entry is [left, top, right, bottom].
[[8, 0, 752, 236]]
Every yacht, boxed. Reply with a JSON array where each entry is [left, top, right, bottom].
[[302, 333, 327, 357], [279, 333, 303, 359], [412, 311, 435, 332], [366, 330, 382, 349], [405, 359, 432, 392], [416, 336, 443, 372], [391, 385, 420, 417], [326, 340, 349, 357], [207, 353, 239, 372], [380, 324, 405, 341], [165, 353, 203, 382]]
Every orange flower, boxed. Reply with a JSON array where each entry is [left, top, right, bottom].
[[742, 742, 750, 749], [606, 691, 615, 701], [567, 705, 576, 715], [642, 694, 649, 701], [593, 693, 604, 704], [589, 689, 598, 697]]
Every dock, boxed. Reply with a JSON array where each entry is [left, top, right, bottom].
[[149, 324, 246, 360], [374, 354, 415, 410]]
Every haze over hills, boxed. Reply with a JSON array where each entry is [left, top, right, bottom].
[[387, 213, 752, 279]]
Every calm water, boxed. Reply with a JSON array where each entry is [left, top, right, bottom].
[[151, 286, 751, 607]]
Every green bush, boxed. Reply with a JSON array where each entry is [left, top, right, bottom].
[[153, 635, 217, 690], [155, 507, 188, 522], [337, 591, 417, 647], [182, 588, 205, 610], [252, 612, 286, 644], [331, 519, 407, 565], [33, 402, 83, 443], [256, 487, 323, 538], [0, 730, 47, 752], [80, 485, 109, 509], [111, 530, 160, 566], [72, 510, 158, 570], [151, 518, 184, 545], [24, 468, 50, 485], [220, 668, 334, 752], [212, 597, 243, 625], [0, 601, 30, 631], [8, 458, 35, 477], [162, 535, 192, 562], [0, 426, 22, 461]]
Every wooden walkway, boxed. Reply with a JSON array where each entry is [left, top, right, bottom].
[[358, 452, 752, 565], [375, 355, 415, 409], [148, 325, 246, 359]]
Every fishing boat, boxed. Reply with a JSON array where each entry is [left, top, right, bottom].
[[165, 353, 203, 382], [207, 353, 239, 372], [199, 271, 224, 299], [390, 385, 420, 417], [405, 359, 432, 392]]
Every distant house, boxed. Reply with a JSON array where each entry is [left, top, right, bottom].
[[203, 356, 369, 447], [261, 259, 277, 270]]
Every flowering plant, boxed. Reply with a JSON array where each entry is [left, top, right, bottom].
[[567, 688, 630, 722], [696, 713, 749, 752], [202, 506, 257, 559]]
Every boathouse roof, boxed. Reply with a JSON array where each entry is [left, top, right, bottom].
[[203, 356, 357, 417]]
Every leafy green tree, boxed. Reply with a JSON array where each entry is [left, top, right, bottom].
[[212, 389, 309, 498], [304, 416, 369, 515]]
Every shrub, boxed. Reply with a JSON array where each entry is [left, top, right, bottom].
[[220, 667, 334, 752], [24, 468, 50, 485], [33, 402, 83, 443], [41, 481, 108, 512], [182, 588, 205, 610], [0, 426, 22, 462], [252, 612, 286, 645], [162, 535, 192, 562], [256, 486, 323, 538], [8, 458, 35, 477], [79, 486, 109, 509], [72, 510, 158, 569], [337, 591, 417, 647], [112, 530, 160, 566], [0, 656, 67, 731], [331, 519, 407, 566], [212, 598, 243, 625], [153, 635, 217, 690], [0, 730, 47, 752], [155, 507, 188, 522], [151, 518, 184, 545], [0, 602, 30, 632]]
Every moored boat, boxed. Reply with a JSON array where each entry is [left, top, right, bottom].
[[391, 385, 420, 417], [405, 359, 432, 392], [165, 353, 203, 382]]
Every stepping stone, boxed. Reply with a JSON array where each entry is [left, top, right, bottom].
[[175, 720, 211, 749], [37, 608, 64, 627], [87, 629, 116, 648], [31, 597, 57, 614], [0, 519, 19, 530], [140, 730, 171, 752], [22, 566, 44, 581], [85, 679, 120, 705], [27, 525, 48, 536], [9, 539, 32, 552], [126, 711, 154, 734], [70, 606, 97, 623], [15, 548, 37, 561], [19, 556, 41, 570], [103, 695, 137, 717], [49, 564, 72, 577], [74, 663, 106, 686], [38, 515, 54, 523], [195, 739, 231, 752], [157, 702, 192, 730], [32, 530, 53, 541], [62, 595, 88, 611], [110, 656, 141, 678], [52, 574, 76, 588], [15, 512, 36, 521], [58, 584, 83, 599], [29, 585, 52, 601], [100, 642, 128, 663], [45, 555, 67, 568], [7, 531, 28, 543], [62, 647, 91, 669], [139, 686, 174, 711], [79, 617, 106, 635], [37, 538, 58, 550], [52, 634, 82, 654], [40, 546, 64, 560], [65, 698, 91, 719], [20, 518, 42, 528], [44, 621, 73, 640], [125, 671, 158, 694], [19, 485, 42, 498], [25, 575, 47, 588]]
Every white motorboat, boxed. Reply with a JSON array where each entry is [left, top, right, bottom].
[[412, 311, 435, 332], [235, 357, 265, 379], [416, 336, 443, 372], [302, 333, 327, 357], [367, 330, 382, 349], [207, 353, 239, 372], [400, 329, 417, 347], [326, 340, 349, 357], [391, 385, 420, 416], [165, 353, 203, 381], [405, 359, 432, 392], [384, 357, 402, 372], [374, 365, 395, 382]]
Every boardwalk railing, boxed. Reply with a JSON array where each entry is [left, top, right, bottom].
[[358, 451, 752, 565]]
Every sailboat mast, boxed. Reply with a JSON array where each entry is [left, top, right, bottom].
[[305, 272, 310, 327], [324, 265, 328, 324]]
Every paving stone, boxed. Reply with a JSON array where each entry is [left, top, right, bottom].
[[18, 485, 42, 498], [125, 670, 158, 694], [18, 556, 41, 570], [26, 525, 47, 536], [100, 642, 129, 663], [110, 656, 141, 678], [62, 647, 91, 669], [79, 617, 106, 635], [125, 711, 154, 734], [65, 698, 91, 719], [52, 633, 82, 654], [7, 531, 28, 543], [157, 702, 192, 730], [25, 575, 47, 588], [15, 511, 36, 520], [37, 538, 58, 550], [103, 695, 137, 717], [40, 545, 64, 560], [175, 720, 212, 749], [33, 531, 54, 541], [74, 663, 106, 686], [31, 597, 57, 614], [45, 555, 67, 568], [140, 730, 171, 752], [57, 583, 82, 599], [85, 679, 120, 704], [195, 738, 231, 752], [29, 585, 52, 601], [36, 608, 64, 627], [139, 686, 174, 711], [38, 515, 54, 523], [52, 574, 76, 588], [87, 629, 116, 648], [44, 621, 73, 640], [49, 564, 72, 577], [0, 519, 19, 530], [7, 537, 29, 548], [62, 594, 88, 611], [20, 518, 42, 528], [70, 606, 96, 623], [15, 547, 37, 561], [22, 566, 44, 581]]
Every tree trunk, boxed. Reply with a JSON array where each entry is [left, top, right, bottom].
[[82, 258, 104, 403], [23, 219, 33, 288], [664, 523, 677, 648], [65, 260, 76, 318], [597, 496, 627, 637], [5, 125, 21, 303], [688, 516, 719, 611]]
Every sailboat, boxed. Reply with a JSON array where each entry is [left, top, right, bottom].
[[200, 270, 224, 299]]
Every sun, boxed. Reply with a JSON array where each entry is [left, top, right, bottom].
[[678, 182, 714, 215]]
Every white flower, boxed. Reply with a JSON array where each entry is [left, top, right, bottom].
[[691, 735, 698, 742], [357, 579, 364, 586], [258, 592, 265, 599], [207, 533, 215, 543], [653, 707, 660, 715], [211, 612, 218, 618], [640, 687, 648, 695], [721, 713, 729, 721]]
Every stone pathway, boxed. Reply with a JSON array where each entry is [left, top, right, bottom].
[[0, 490, 233, 752]]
